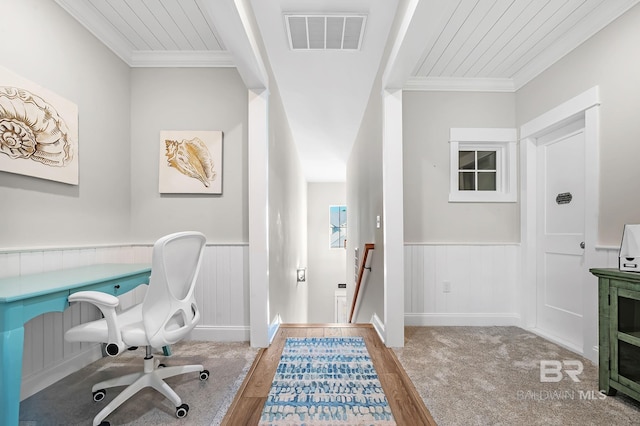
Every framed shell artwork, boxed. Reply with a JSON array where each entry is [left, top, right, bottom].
[[0, 66, 79, 185], [159, 130, 223, 194]]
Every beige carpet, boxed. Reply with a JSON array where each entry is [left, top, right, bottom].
[[19, 340, 257, 426], [395, 326, 640, 425]]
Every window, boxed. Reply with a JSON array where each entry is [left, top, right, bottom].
[[330, 205, 347, 248], [449, 128, 517, 202]]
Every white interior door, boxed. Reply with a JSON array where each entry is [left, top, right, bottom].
[[536, 124, 585, 351]]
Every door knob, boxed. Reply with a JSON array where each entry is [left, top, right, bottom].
[[580, 241, 585, 249]]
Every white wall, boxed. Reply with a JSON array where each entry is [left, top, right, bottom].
[[402, 91, 518, 243], [307, 183, 347, 323], [129, 68, 249, 244], [347, 76, 385, 324], [516, 3, 640, 245], [268, 84, 308, 324], [0, 0, 131, 247]]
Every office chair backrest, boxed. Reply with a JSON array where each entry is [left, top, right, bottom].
[[143, 231, 206, 348]]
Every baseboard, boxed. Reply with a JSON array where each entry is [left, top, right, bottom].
[[526, 327, 584, 357], [21, 344, 103, 401], [371, 313, 385, 343], [190, 325, 250, 342], [404, 312, 521, 326]]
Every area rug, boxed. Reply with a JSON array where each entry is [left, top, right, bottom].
[[259, 337, 396, 425]]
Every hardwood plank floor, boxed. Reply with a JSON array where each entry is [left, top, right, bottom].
[[222, 324, 436, 425]]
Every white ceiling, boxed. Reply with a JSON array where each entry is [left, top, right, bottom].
[[54, 0, 639, 182]]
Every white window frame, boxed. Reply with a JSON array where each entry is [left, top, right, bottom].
[[449, 128, 517, 203]]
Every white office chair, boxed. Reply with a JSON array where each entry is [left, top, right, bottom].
[[65, 231, 209, 426]]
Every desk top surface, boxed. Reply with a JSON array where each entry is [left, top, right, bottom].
[[0, 263, 151, 303]]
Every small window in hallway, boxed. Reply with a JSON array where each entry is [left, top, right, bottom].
[[330, 205, 347, 248], [449, 128, 517, 203]]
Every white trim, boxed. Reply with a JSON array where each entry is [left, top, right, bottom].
[[404, 313, 520, 327], [404, 76, 516, 92], [449, 128, 518, 203], [382, 89, 405, 347], [248, 89, 270, 348], [525, 327, 584, 356], [0, 242, 249, 254], [129, 50, 234, 67], [519, 86, 600, 361], [190, 325, 250, 342], [520, 87, 600, 139], [371, 313, 386, 343], [404, 241, 520, 246]]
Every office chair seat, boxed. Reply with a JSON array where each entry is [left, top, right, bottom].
[[65, 231, 209, 426]]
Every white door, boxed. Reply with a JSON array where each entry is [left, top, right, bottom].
[[536, 124, 585, 351]]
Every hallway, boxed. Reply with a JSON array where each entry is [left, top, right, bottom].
[[222, 324, 435, 425]]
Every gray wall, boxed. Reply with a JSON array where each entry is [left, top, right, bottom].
[[516, 3, 640, 245], [307, 183, 347, 323], [403, 91, 518, 243], [0, 0, 131, 247], [129, 68, 248, 244], [268, 83, 308, 324]]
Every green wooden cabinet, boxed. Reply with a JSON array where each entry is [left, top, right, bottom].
[[591, 268, 640, 403]]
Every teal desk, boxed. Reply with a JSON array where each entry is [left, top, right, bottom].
[[0, 263, 152, 426]]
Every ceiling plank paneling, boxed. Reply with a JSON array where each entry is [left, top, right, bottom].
[[87, 0, 150, 50], [465, 0, 545, 77], [437, 0, 502, 77], [109, 0, 165, 50], [446, 0, 515, 77], [499, 0, 604, 78], [482, 0, 574, 77], [142, 0, 192, 50], [158, 0, 206, 50], [125, 0, 179, 50], [187, 0, 225, 50]]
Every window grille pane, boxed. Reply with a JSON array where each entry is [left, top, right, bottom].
[[478, 172, 496, 190], [477, 151, 496, 170], [459, 172, 475, 190], [459, 151, 475, 170], [330, 206, 347, 248]]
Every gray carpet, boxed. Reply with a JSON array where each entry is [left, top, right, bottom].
[[19, 340, 257, 426], [395, 326, 640, 425]]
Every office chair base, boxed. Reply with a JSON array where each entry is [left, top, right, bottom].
[[90, 350, 207, 426]]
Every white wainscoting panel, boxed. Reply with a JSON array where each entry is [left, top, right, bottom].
[[404, 244, 520, 326], [0, 242, 249, 400]]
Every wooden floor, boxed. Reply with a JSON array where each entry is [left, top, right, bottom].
[[222, 324, 436, 425]]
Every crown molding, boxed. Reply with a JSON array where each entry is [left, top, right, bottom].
[[129, 50, 235, 67], [403, 77, 515, 92]]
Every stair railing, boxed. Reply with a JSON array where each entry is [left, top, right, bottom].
[[348, 243, 374, 323]]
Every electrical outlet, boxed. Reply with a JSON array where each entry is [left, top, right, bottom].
[[443, 281, 451, 293]]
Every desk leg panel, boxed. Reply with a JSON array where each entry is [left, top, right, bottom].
[[1, 327, 25, 426]]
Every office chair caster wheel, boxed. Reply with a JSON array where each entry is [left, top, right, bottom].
[[93, 389, 106, 402], [199, 370, 210, 381], [176, 403, 189, 418], [98, 422, 110, 426]]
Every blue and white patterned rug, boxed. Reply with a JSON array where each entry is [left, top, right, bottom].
[[259, 337, 396, 425]]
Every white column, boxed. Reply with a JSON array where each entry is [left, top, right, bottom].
[[248, 88, 269, 347], [382, 89, 404, 347]]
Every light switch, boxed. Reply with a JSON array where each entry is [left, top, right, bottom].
[[376, 215, 381, 228]]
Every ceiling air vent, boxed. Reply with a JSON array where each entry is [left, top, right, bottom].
[[285, 14, 366, 50]]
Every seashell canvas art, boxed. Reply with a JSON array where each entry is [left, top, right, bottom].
[[0, 66, 78, 184], [159, 130, 222, 194]]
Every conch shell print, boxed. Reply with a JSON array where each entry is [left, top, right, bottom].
[[0, 86, 73, 167], [165, 137, 216, 188]]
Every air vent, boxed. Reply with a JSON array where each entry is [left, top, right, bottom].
[[285, 14, 366, 50]]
